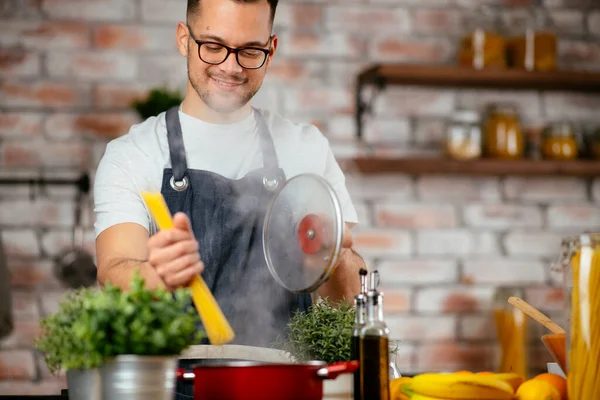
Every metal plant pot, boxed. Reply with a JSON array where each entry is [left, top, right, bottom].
[[66, 369, 101, 400], [100, 355, 178, 400]]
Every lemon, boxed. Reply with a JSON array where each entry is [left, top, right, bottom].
[[516, 379, 561, 400]]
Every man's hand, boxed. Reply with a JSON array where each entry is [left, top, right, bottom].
[[315, 222, 364, 303], [147, 212, 204, 290], [302, 216, 353, 272]]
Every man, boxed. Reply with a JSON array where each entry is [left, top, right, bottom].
[[94, 0, 364, 347]]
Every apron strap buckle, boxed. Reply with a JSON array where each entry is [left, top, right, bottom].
[[170, 175, 189, 191], [262, 176, 280, 191]]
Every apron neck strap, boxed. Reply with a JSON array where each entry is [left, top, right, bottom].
[[165, 106, 188, 182], [252, 107, 280, 171], [164, 106, 281, 182]]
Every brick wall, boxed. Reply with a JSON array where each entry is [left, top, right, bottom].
[[1, 0, 600, 394]]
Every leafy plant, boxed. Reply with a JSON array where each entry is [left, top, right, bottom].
[[36, 271, 204, 374], [36, 287, 101, 373], [277, 299, 356, 364], [131, 87, 183, 120]]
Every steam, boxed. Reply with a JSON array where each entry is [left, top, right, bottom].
[[191, 181, 307, 349], [114, 117, 310, 349]]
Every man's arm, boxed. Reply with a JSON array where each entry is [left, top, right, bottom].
[[316, 223, 364, 303], [96, 223, 165, 290], [96, 213, 204, 291], [316, 248, 364, 303]]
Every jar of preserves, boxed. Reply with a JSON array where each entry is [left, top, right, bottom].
[[541, 122, 579, 160], [483, 104, 525, 159], [458, 4, 506, 69], [552, 234, 600, 400], [508, 6, 557, 72], [445, 110, 482, 160], [493, 287, 528, 380]]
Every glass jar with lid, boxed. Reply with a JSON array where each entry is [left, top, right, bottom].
[[458, 3, 506, 69], [551, 233, 600, 399], [445, 110, 482, 160], [541, 121, 579, 160], [493, 287, 528, 380], [483, 103, 525, 159], [508, 5, 557, 71]]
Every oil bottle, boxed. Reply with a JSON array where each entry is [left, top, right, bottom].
[[352, 268, 368, 400], [359, 270, 390, 400]]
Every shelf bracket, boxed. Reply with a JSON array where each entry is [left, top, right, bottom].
[[356, 75, 386, 140]]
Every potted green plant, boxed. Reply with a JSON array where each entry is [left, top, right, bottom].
[[36, 272, 204, 400], [276, 299, 356, 399], [278, 299, 400, 399], [279, 299, 356, 364], [131, 87, 183, 120]]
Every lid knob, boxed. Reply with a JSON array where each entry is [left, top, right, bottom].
[[297, 213, 324, 254]]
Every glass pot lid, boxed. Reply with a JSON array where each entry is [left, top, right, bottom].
[[262, 173, 343, 293]]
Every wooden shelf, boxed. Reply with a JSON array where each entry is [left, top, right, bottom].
[[352, 157, 600, 177], [358, 64, 600, 93]]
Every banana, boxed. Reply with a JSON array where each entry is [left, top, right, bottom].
[[390, 376, 412, 390], [493, 372, 524, 392], [411, 394, 452, 400], [411, 373, 515, 400], [390, 377, 413, 400]]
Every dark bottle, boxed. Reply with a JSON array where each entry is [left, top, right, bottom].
[[352, 268, 368, 400], [359, 271, 390, 400]]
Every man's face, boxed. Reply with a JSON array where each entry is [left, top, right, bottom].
[[182, 0, 276, 114]]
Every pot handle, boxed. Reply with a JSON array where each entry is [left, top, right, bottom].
[[316, 360, 359, 380], [176, 368, 195, 381]]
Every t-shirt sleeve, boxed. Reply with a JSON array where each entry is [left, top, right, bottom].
[[322, 141, 358, 225], [93, 142, 154, 238]]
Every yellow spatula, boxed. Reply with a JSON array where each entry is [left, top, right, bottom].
[[140, 191, 235, 345]]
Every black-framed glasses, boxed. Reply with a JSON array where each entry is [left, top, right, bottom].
[[187, 25, 272, 70]]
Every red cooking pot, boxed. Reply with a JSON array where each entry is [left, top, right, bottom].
[[176, 360, 359, 400]]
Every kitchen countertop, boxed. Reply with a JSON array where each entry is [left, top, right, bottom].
[[0, 345, 412, 399], [0, 377, 416, 399]]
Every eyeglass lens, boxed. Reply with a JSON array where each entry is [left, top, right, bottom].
[[199, 43, 267, 69]]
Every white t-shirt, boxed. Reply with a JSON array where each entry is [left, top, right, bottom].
[[93, 107, 358, 238]]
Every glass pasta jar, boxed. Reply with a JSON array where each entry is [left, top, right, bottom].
[[541, 122, 579, 160], [553, 234, 600, 400], [493, 287, 528, 380], [483, 103, 525, 159], [389, 343, 401, 379]]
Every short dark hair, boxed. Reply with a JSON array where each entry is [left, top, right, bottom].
[[187, 0, 279, 24]]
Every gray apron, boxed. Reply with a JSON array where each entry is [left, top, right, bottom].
[[163, 107, 313, 398], [161, 106, 312, 335]]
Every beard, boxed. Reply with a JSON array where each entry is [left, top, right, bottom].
[[187, 57, 264, 114]]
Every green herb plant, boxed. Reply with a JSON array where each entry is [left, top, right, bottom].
[[131, 87, 183, 120], [36, 271, 204, 374], [278, 299, 356, 365]]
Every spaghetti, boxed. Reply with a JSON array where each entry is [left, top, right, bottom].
[[141, 191, 235, 345], [495, 307, 528, 379], [566, 235, 600, 400]]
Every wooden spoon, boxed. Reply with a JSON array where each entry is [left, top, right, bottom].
[[508, 296, 566, 334]]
